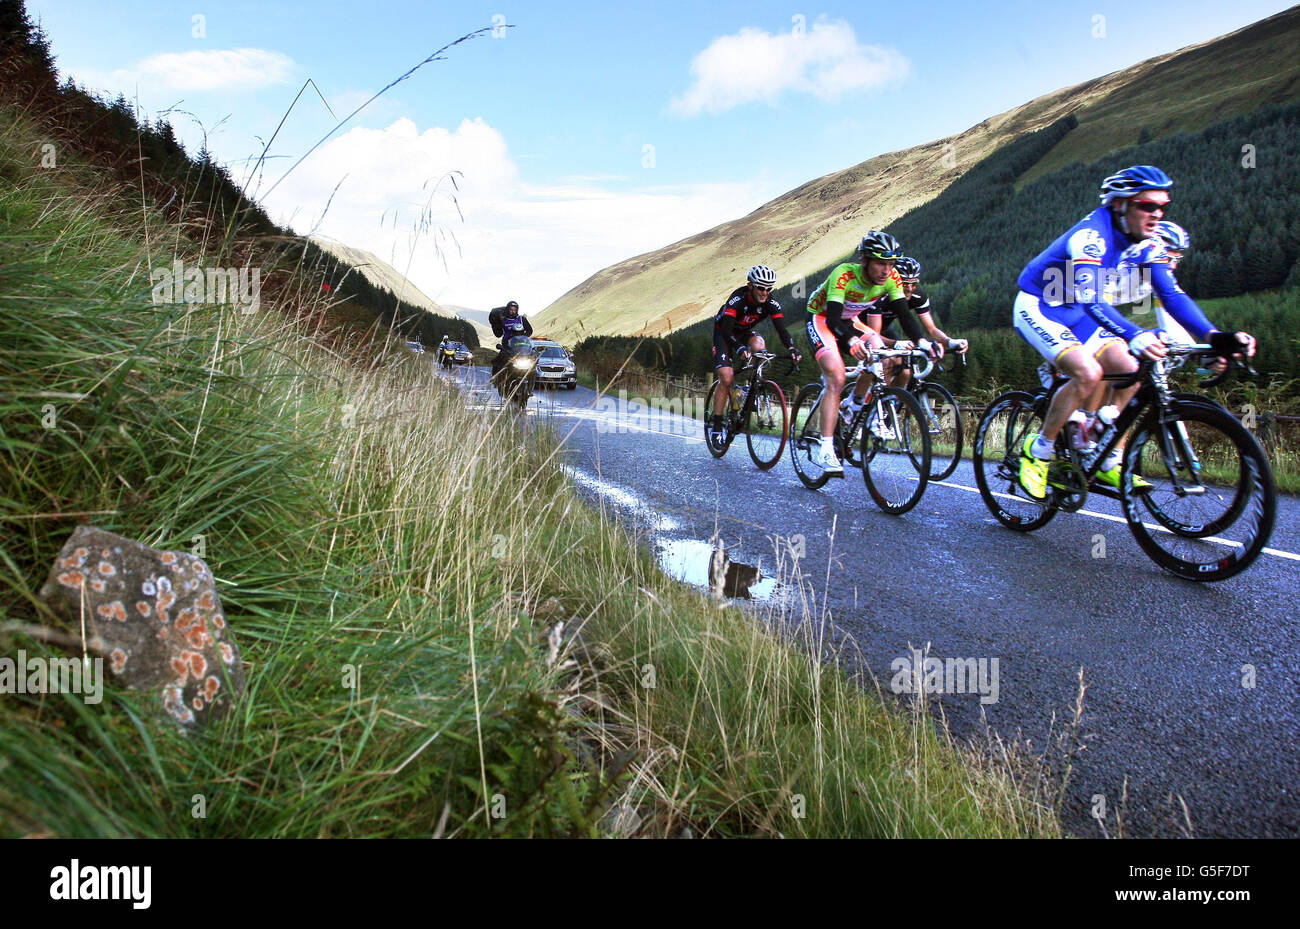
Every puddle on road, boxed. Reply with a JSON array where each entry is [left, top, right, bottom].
[[655, 537, 778, 601]]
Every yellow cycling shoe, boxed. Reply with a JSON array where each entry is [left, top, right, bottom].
[[1018, 435, 1049, 500], [1095, 465, 1152, 492]]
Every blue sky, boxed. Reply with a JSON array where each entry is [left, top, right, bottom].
[[26, 0, 1296, 313]]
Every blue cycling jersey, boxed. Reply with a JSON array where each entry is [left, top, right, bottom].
[[1017, 207, 1213, 342]]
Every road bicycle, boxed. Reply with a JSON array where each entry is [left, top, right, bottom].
[[789, 348, 934, 514], [972, 344, 1276, 581], [904, 351, 965, 481], [704, 351, 796, 470]]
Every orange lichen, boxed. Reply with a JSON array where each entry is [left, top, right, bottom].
[[203, 676, 220, 701], [186, 651, 206, 679], [57, 570, 85, 588], [192, 697, 203, 710], [136, 601, 151, 618], [90, 579, 105, 593], [175, 608, 196, 631], [110, 649, 127, 674], [96, 601, 127, 621], [219, 643, 234, 664], [160, 551, 177, 565], [183, 616, 209, 650], [171, 656, 189, 681], [59, 548, 88, 570], [212, 614, 225, 630], [97, 561, 116, 576], [196, 590, 216, 611]]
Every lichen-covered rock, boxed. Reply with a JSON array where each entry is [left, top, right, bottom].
[[38, 526, 245, 729]]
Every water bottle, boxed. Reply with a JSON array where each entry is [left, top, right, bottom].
[[1088, 405, 1119, 444], [1067, 410, 1090, 451], [1037, 362, 1055, 389], [730, 386, 744, 411]]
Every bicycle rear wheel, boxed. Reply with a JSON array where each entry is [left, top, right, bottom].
[[744, 379, 788, 470], [860, 387, 930, 514], [972, 391, 1057, 532], [1122, 400, 1276, 581], [703, 381, 732, 458], [789, 383, 832, 489], [913, 382, 963, 481]]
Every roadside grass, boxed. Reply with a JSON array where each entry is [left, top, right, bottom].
[[0, 109, 1057, 837]]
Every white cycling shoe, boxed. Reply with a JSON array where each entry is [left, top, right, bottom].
[[866, 412, 897, 442], [813, 444, 844, 474]]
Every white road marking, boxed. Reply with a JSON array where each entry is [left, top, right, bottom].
[[931, 477, 1300, 563], [560, 465, 680, 531]]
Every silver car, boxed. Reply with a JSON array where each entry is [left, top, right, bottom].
[[531, 341, 577, 389]]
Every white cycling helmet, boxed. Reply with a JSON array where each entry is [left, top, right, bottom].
[[1153, 220, 1190, 251], [894, 257, 921, 281], [747, 265, 777, 287]]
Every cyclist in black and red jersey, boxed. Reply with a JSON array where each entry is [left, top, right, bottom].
[[867, 256, 968, 389], [707, 265, 801, 445]]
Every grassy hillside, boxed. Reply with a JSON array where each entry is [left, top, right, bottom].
[[541, 7, 1300, 342], [310, 237, 480, 348], [1019, 6, 1300, 186]]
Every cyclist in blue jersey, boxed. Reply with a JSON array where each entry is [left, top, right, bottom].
[[1012, 165, 1255, 500]]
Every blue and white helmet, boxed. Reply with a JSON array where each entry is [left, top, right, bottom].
[[1153, 220, 1190, 251], [1099, 165, 1173, 205], [747, 265, 777, 287], [894, 257, 921, 281]]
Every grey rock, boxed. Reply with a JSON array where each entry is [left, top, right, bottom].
[[38, 526, 245, 729]]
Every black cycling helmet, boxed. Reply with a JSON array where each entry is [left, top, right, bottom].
[[505, 300, 519, 313], [857, 230, 903, 260]]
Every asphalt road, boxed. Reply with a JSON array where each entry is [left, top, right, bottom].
[[454, 365, 1299, 838]]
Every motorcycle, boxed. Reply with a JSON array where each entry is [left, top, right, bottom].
[[438, 343, 456, 369], [493, 335, 538, 410]]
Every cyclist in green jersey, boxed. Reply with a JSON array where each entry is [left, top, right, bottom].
[[804, 231, 932, 474]]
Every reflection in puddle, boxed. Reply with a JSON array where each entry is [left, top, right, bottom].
[[655, 538, 778, 601]]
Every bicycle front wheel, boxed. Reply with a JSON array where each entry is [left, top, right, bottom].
[[1122, 399, 1276, 582], [703, 381, 731, 458], [744, 379, 788, 470], [789, 383, 831, 489], [972, 391, 1057, 532], [913, 382, 963, 481], [860, 387, 931, 514]]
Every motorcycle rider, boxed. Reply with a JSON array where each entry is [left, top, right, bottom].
[[489, 300, 533, 379]]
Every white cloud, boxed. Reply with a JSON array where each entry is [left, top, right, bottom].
[[78, 48, 294, 94], [261, 117, 765, 313], [670, 19, 908, 116]]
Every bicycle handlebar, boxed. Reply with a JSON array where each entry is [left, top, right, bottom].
[[1139, 343, 1258, 389], [869, 347, 936, 381]]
